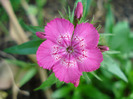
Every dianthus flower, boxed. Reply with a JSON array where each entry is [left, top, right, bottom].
[[36, 18, 103, 87]]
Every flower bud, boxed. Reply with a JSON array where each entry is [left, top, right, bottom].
[[98, 45, 109, 52], [74, 2, 83, 20], [36, 32, 45, 39], [73, 79, 80, 87]]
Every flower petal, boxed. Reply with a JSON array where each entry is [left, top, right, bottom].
[[73, 23, 99, 48], [53, 54, 82, 83], [45, 18, 74, 44], [77, 48, 103, 72], [36, 40, 65, 70]]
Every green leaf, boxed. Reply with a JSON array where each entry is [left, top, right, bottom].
[[90, 72, 102, 81], [10, 0, 21, 10], [101, 54, 128, 82], [82, 0, 92, 18], [105, 51, 120, 54], [90, 16, 94, 24], [19, 67, 37, 87], [105, 4, 114, 33], [75, 0, 82, 3], [21, 22, 44, 34], [5, 59, 34, 68], [129, 36, 133, 50], [68, 6, 72, 23], [96, 24, 102, 32], [79, 0, 92, 23], [56, 79, 64, 88], [99, 33, 114, 45], [79, 85, 110, 99], [27, 5, 38, 15], [4, 40, 44, 55], [58, 10, 64, 18], [100, 33, 114, 36], [72, 89, 82, 99], [36, 0, 47, 8], [112, 81, 126, 98], [110, 21, 130, 53], [52, 86, 72, 98], [70, 6, 75, 24], [67, 2, 76, 24], [104, 4, 114, 45], [82, 72, 91, 83], [35, 73, 57, 91]]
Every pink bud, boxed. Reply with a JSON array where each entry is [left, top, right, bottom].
[[36, 32, 45, 39], [98, 45, 109, 52], [74, 2, 83, 19], [73, 79, 80, 87]]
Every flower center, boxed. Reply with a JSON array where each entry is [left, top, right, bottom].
[[66, 46, 73, 53]]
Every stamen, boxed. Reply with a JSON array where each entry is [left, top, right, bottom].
[[67, 46, 73, 53]]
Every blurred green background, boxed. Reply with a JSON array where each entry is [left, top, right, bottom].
[[0, 0, 133, 99]]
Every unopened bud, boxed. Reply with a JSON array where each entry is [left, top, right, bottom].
[[98, 45, 109, 52], [74, 2, 83, 20], [36, 32, 45, 39], [73, 79, 80, 87]]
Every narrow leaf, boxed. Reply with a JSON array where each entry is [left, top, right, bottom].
[[52, 86, 72, 98], [101, 54, 128, 82], [82, 0, 92, 17], [56, 79, 64, 88], [96, 24, 102, 32], [4, 40, 44, 55], [90, 72, 102, 81], [110, 21, 130, 53], [90, 16, 94, 24], [79, 85, 110, 99], [35, 73, 57, 91], [21, 22, 44, 34], [19, 67, 37, 87], [105, 4, 114, 33], [105, 51, 121, 54], [100, 33, 114, 36], [5, 59, 34, 68], [68, 6, 71, 22], [82, 72, 91, 83], [58, 10, 64, 18]]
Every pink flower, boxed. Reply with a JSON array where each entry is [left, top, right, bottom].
[[36, 18, 103, 86], [74, 2, 83, 19]]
